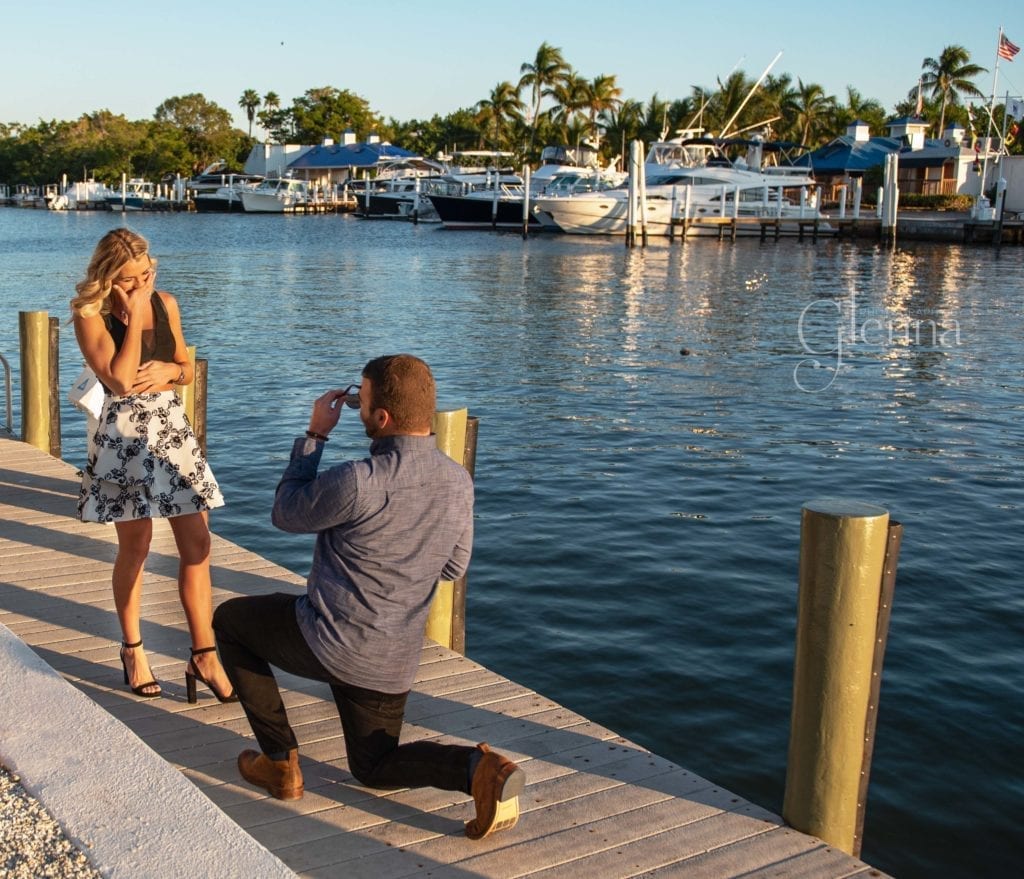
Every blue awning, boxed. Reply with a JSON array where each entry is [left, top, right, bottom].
[[288, 142, 416, 170]]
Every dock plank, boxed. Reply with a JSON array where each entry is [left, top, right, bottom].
[[0, 435, 889, 878]]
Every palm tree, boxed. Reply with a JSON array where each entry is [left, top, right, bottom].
[[239, 89, 261, 138], [756, 74, 798, 139], [475, 82, 524, 150], [548, 71, 588, 136], [581, 74, 622, 143], [638, 93, 671, 144], [833, 86, 886, 136], [791, 79, 836, 147], [257, 92, 286, 143], [518, 42, 569, 152], [599, 99, 643, 168], [920, 45, 987, 136], [707, 71, 758, 136]]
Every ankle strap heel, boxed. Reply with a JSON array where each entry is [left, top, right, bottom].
[[119, 640, 161, 699], [185, 645, 239, 705]]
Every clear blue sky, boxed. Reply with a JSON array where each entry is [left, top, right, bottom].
[[3, 0, 1021, 134]]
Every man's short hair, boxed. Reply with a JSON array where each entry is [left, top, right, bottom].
[[362, 354, 436, 432]]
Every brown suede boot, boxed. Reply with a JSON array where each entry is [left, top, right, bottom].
[[237, 748, 304, 801], [465, 743, 525, 839]]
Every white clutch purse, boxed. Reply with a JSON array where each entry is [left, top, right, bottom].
[[68, 366, 105, 419]]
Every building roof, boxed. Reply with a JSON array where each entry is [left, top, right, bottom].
[[796, 132, 969, 174], [886, 115, 929, 127], [796, 135, 903, 173], [288, 141, 416, 170]]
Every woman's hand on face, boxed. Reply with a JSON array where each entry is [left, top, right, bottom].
[[111, 269, 155, 321]]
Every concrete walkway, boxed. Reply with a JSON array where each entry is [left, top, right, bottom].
[[0, 435, 890, 878]]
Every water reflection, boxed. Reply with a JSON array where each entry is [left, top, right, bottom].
[[2, 213, 1024, 879]]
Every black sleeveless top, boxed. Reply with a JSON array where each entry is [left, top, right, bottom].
[[103, 293, 175, 363], [101, 294, 176, 392]]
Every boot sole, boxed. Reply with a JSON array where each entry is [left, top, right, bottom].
[[468, 765, 525, 838], [268, 785, 304, 801]]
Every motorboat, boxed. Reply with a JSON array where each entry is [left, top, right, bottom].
[[46, 179, 117, 210], [424, 171, 528, 230], [353, 158, 446, 220], [105, 179, 168, 212], [193, 181, 261, 213], [187, 160, 262, 194], [188, 161, 263, 213], [532, 134, 825, 236], [239, 177, 310, 213], [193, 176, 264, 213], [10, 184, 47, 208], [425, 145, 625, 231]]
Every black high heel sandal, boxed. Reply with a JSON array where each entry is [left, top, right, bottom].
[[185, 646, 239, 704], [120, 640, 162, 698]]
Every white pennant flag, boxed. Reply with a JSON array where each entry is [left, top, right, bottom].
[[1007, 97, 1024, 120]]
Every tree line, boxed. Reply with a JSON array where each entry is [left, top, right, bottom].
[[2, 42, 1019, 187]]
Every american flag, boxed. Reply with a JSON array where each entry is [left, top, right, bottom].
[[998, 33, 1019, 61]]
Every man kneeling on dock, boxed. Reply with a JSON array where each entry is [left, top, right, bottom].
[[213, 354, 524, 838]]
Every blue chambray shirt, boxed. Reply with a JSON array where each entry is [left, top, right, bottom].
[[272, 433, 474, 693]]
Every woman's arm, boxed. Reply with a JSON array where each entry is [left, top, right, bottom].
[[131, 291, 192, 392], [73, 308, 143, 396]]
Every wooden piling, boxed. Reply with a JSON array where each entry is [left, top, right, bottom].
[[449, 416, 478, 654], [424, 408, 477, 653], [18, 311, 50, 454], [193, 358, 208, 456], [174, 346, 207, 454], [47, 317, 61, 458], [784, 498, 896, 856], [853, 519, 902, 856]]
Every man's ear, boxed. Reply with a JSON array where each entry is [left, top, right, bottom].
[[373, 407, 391, 431]]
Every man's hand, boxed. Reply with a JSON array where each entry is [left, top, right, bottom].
[[308, 388, 350, 438]]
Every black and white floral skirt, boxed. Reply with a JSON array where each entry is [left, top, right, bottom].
[[78, 390, 224, 523]]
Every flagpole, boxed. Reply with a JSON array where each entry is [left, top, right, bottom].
[[980, 27, 1004, 201], [999, 91, 1010, 155]]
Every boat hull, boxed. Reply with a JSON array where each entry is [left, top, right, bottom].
[[534, 194, 828, 236], [239, 194, 305, 213], [354, 193, 439, 222], [194, 194, 245, 213], [427, 193, 541, 230]]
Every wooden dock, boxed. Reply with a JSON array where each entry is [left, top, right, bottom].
[[0, 435, 889, 878], [663, 211, 1024, 245]]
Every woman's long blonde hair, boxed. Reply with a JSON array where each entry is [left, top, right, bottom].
[[70, 228, 156, 318]]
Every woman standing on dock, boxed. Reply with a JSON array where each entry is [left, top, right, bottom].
[[70, 229, 235, 703]]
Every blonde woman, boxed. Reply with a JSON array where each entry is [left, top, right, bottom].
[[71, 228, 235, 703]]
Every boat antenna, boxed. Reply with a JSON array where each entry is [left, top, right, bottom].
[[685, 89, 710, 132], [730, 116, 781, 136], [719, 51, 783, 138]]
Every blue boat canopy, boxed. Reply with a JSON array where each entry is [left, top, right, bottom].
[[288, 142, 416, 170]]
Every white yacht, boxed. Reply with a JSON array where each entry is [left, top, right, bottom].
[[532, 134, 824, 236], [239, 178, 310, 213], [354, 158, 446, 221], [425, 145, 624, 231]]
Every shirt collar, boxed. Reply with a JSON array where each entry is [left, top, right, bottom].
[[369, 433, 437, 456]]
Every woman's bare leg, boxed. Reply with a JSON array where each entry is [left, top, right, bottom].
[[113, 518, 159, 693], [169, 511, 233, 696]]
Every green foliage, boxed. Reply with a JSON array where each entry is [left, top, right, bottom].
[[899, 193, 975, 210], [290, 87, 382, 144], [0, 42, 1001, 185]]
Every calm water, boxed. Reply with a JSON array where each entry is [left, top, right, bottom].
[[2, 208, 1022, 878]]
